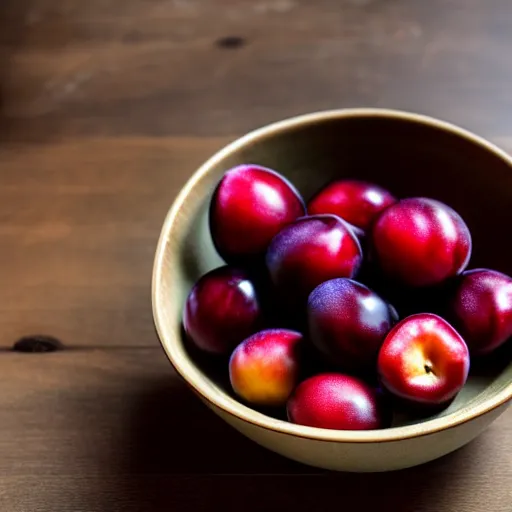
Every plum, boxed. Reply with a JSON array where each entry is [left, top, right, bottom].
[[308, 179, 396, 230], [183, 266, 262, 354], [308, 278, 394, 372], [378, 313, 470, 406], [229, 329, 303, 406], [287, 373, 386, 430], [209, 164, 305, 264], [371, 197, 471, 287], [448, 269, 512, 355], [265, 215, 363, 309]]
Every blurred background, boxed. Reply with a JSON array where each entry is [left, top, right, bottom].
[[0, 1, 510, 511]]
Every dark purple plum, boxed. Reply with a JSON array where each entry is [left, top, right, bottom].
[[209, 164, 305, 264], [371, 197, 472, 287], [183, 266, 263, 354], [308, 278, 394, 372], [308, 180, 396, 230], [448, 269, 512, 355], [265, 215, 363, 310]]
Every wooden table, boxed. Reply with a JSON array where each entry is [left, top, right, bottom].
[[0, 1, 511, 510]]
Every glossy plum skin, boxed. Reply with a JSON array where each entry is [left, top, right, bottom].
[[308, 180, 396, 230], [449, 269, 512, 355], [308, 278, 394, 372], [371, 198, 472, 287], [287, 373, 385, 430], [378, 313, 470, 406], [183, 266, 262, 354], [229, 329, 303, 406], [265, 215, 363, 308], [209, 164, 305, 264]]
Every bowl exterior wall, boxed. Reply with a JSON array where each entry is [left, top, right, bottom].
[[201, 397, 510, 472]]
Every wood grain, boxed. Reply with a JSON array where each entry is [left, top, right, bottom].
[[0, 137, 229, 347], [0, 0, 511, 510], [1, 0, 512, 141]]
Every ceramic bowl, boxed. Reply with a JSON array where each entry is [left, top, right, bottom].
[[152, 109, 512, 472]]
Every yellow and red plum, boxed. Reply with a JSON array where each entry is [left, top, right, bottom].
[[209, 165, 305, 264], [229, 329, 303, 406], [371, 198, 471, 287], [287, 373, 385, 430], [378, 313, 470, 406], [183, 266, 262, 355]]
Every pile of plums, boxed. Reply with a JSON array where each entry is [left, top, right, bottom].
[[182, 164, 512, 431]]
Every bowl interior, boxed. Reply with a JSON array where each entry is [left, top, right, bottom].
[[154, 110, 512, 435]]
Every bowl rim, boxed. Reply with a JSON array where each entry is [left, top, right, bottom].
[[152, 107, 512, 443]]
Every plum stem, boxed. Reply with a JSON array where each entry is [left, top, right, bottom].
[[424, 362, 436, 376]]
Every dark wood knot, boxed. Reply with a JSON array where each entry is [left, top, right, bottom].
[[215, 36, 246, 49], [13, 335, 64, 353]]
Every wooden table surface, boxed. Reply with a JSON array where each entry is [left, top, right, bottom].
[[1, 1, 511, 510]]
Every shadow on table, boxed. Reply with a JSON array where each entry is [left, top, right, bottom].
[[125, 376, 309, 475], [120, 376, 485, 512]]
